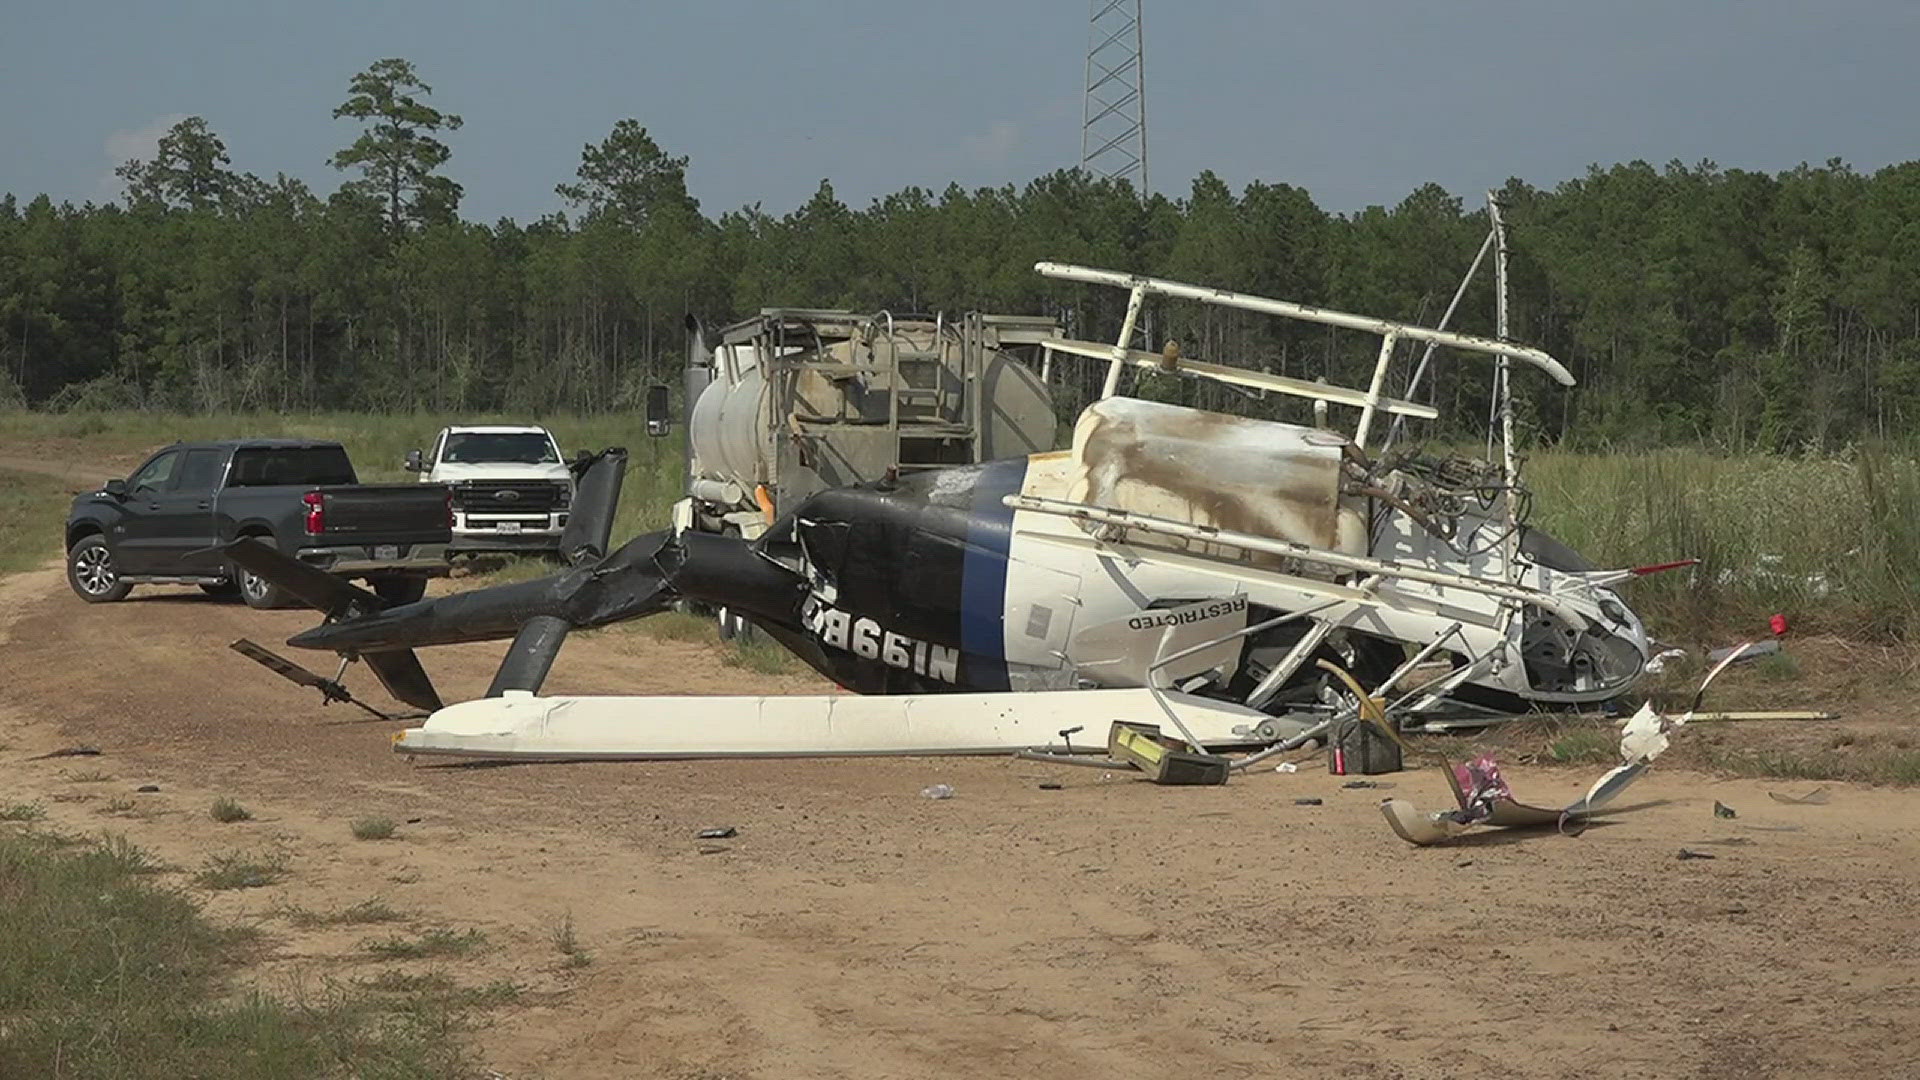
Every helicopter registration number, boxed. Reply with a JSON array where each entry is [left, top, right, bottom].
[[802, 597, 961, 683]]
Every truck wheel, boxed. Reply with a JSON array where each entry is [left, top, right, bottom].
[[371, 576, 428, 605], [67, 536, 133, 603], [236, 563, 294, 610]]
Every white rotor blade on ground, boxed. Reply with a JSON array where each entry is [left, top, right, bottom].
[[392, 688, 1296, 760]]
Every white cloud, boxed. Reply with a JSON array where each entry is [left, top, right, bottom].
[[963, 120, 1021, 166], [99, 112, 189, 197]]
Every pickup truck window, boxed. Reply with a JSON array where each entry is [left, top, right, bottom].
[[442, 432, 560, 465], [174, 448, 225, 493], [129, 450, 180, 492], [228, 446, 357, 487]]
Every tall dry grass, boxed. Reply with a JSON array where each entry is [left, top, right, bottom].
[[1527, 444, 1920, 641]]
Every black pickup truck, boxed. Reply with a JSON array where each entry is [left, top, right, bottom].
[[64, 439, 452, 608]]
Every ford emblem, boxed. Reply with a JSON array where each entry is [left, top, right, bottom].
[[494, 489, 521, 502]]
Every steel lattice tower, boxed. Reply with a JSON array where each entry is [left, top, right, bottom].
[[1081, 0, 1147, 193]]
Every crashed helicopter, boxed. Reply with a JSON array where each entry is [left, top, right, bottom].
[[226, 261, 1665, 761]]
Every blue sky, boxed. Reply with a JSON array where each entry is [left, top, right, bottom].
[[5, 1, 1916, 220]]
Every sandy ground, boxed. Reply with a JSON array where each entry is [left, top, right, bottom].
[[4, 460, 1920, 1078]]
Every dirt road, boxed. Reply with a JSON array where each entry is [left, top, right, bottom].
[[4, 502, 1919, 1077]]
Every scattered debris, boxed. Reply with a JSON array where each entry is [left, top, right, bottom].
[[1677, 849, 1717, 860], [1107, 722, 1230, 785], [135, 784, 160, 793], [1708, 640, 1780, 665], [920, 784, 955, 800], [28, 746, 102, 760], [697, 845, 730, 855], [1769, 786, 1832, 806], [1293, 797, 1323, 806], [1274, 762, 1298, 774], [1644, 648, 1687, 675], [696, 826, 737, 839], [1037, 783, 1063, 791], [1714, 801, 1738, 819], [1342, 780, 1393, 790], [1382, 646, 1752, 847]]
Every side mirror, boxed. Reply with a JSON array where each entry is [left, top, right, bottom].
[[403, 449, 424, 473], [104, 479, 127, 498], [645, 383, 671, 437]]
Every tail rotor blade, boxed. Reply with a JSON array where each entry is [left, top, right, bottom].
[[225, 538, 381, 617], [559, 448, 628, 566], [364, 650, 443, 712], [486, 615, 571, 696]]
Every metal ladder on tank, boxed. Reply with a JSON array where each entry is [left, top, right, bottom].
[[884, 312, 984, 473]]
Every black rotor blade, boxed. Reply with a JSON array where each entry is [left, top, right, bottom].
[[559, 447, 627, 566], [224, 538, 381, 618], [486, 615, 571, 696]]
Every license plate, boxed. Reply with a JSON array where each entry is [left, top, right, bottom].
[[374, 545, 400, 560], [496, 522, 522, 535]]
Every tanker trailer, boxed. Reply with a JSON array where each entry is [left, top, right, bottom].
[[669, 309, 1061, 638]]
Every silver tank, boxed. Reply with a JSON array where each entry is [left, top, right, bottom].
[[688, 322, 1055, 505]]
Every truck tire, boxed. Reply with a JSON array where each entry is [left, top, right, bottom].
[[67, 535, 133, 603], [236, 561, 295, 610], [370, 576, 428, 605]]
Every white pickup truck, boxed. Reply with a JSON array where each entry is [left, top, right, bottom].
[[405, 425, 575, 554]]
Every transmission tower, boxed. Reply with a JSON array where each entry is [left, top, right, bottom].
[[1081, 0, 1147, 193]]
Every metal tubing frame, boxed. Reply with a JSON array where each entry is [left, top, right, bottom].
[[1005, 493, 1589, 628], [1036, 260, 1573, 451]]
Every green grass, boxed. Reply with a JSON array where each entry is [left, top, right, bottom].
[[365, 928, 487, 960], [0, 829, 476, 1077], [550, 912, 592, 969], [722, 633, 799, 675], [1705, 746, 1920, 785], [208, 797, 252, 823], [1546, 727, 1617, 765], [0, 801, 46, 822], [351, 817, 398, 841], [193, 851, 289, 891], [638, 608, 723, 643], [0, 468, 73, 575], [280, 898, 407, 928], [358, 971, 523, 1008]]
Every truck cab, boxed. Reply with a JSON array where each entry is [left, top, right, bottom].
[[64, 439, 452, 608], [407, 426, 575, 555]]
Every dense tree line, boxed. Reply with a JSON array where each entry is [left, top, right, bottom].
[[4, 57, 1918, 450]]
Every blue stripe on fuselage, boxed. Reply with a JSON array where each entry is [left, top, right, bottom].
[[959, 458, 1027, 691]]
